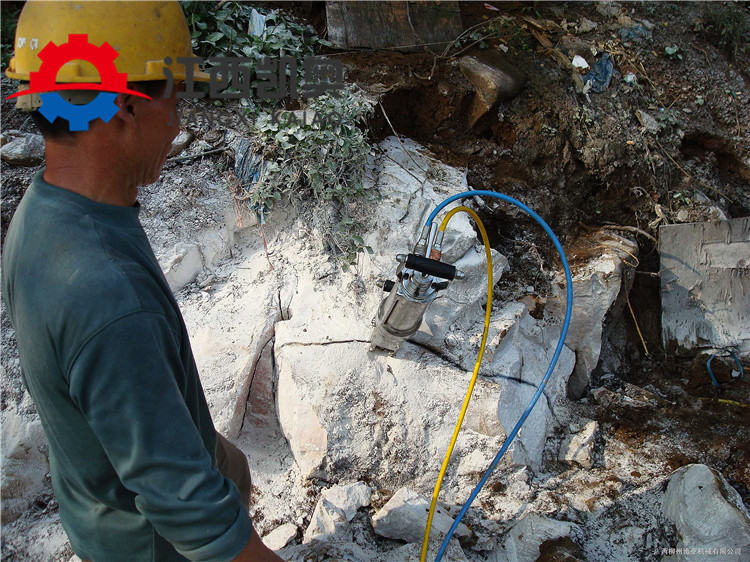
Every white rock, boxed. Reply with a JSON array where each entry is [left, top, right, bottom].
[[263, 523, 297, 550], [577, 17, 598, 33], [483, 303, 576, 467], [371, 487, 470, 544], [0, 132, 44, 166], [559, 420, 597, 468], [281, 539, 376, 561], [321, 482, 372, 521], [276, 141, 510, 482], [636, 109, 662, 134], [169, 130, 194, 156], [303, 498, 350, 543], [162, 242, 204, 291], [386, 538, 467, 561], [552, 231, 638, 398], [492, 514, 580, 562], [572, 55, 589, 70], [0, 411, 49, 524], [663, 464, 750, 561]]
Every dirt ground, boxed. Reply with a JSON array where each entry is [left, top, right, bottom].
[[1, 1, 749, 560]]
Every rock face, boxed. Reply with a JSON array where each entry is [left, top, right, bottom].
[[663, 464, 750, 561], [371, 487, 469, 544], [275, 137, 510, 486], [0, 131, 44, 166], [1, 411, 49, 524], [492, 514, 581, 562]]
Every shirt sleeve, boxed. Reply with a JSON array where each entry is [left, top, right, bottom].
[[67, 311, 252, 562]]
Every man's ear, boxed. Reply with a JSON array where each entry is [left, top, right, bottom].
[[113, 93, 137, 123]]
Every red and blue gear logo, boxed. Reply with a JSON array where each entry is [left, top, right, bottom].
[[8, 34, 150, 131]]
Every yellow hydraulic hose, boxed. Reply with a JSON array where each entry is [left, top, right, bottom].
[[420, 206, 493, 561]]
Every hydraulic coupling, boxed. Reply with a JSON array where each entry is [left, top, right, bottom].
[[371, 227, 464, 352]]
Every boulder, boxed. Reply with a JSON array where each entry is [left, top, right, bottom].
[[663, 464, 750, 561], [371, 487, 470, 544], [482, 303, 576, 467], [491, 514, 581, 562], [0, 132, 44, 166], [276, 137, 508, 484]]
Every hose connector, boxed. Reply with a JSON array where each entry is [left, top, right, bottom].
[[413, 224, 431, 257], [429, 230, 445, 260]]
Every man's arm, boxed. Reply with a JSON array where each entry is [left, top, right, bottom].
[[233, 530, 284, 562], [68, 311, 255, 561]]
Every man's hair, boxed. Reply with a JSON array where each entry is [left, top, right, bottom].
[[31, 80, 168, 140]]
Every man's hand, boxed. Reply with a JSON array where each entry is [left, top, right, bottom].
[[232, 530, 284, 562]]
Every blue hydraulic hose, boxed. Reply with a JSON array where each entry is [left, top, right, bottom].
[[429, 190, 574, 561], [706, 349, 744, 387]]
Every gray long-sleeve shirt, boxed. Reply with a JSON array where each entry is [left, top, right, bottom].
[[2, 172, 252, 561]]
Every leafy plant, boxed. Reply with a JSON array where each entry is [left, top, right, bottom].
[[704, 3, 750, 58], [242, 87, 376, 266], [181, 1, 330, 75]]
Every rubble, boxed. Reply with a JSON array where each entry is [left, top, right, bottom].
[[303, 498, 350, 543], [0, 411, 49, 524], [491, 514, 582, 562], [263, 523, 297, 551], [371, 487, 470, 544], [558, 419, 598, 468]]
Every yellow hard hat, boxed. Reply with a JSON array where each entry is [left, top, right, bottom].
[[6, 0, 210, 83]]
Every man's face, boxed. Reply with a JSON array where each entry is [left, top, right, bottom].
[[132, 83, 182, 186]]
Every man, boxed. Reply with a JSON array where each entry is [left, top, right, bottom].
[[2, 2, 282, 560]]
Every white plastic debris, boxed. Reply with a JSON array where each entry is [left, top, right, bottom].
[[572, 55, 590, 70]]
